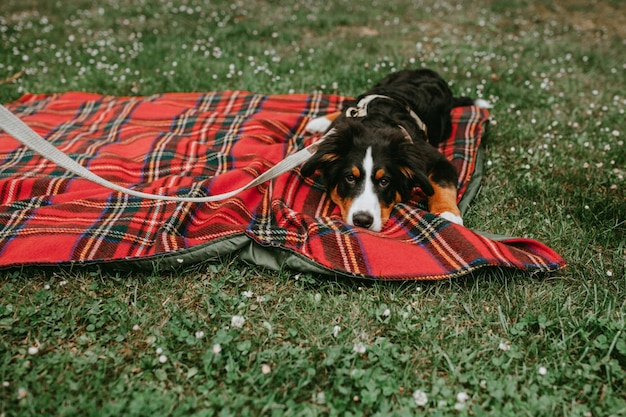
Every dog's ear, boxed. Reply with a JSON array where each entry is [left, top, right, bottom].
[[395, 142, 435, 196], [398, 165, 434, 196], [301, 128, 343, 177], [301, 147, 336, 177], [301, 124, 359, 177]]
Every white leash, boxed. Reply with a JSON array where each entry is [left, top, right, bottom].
[[0, 103, 321, 203]]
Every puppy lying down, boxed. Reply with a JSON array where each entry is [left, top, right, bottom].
[[302, 68, 490, 232]]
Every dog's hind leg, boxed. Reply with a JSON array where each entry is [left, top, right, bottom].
[[427, 182, 463, 225], [426, 156, 464, 225], [305, 111, 342, 134]]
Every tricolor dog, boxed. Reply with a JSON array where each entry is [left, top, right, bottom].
[[301, 68, 490, 232]]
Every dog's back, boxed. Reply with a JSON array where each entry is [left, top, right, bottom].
[[355, 69, 455, 145]]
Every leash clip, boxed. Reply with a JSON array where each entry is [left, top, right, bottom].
[[345, 94, 428, 137], [345, 106, 366, 118]]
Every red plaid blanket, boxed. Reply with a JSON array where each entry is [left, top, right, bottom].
[[0, 92, 565, 280]]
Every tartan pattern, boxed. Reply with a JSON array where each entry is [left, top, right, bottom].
[[0, 92, 565, 279]]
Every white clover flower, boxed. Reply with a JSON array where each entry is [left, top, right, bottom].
[[382, 308, 391, 317], [413, 390, 428, 407], [28, 346, 39, 355], [314, 391, 326, 404], [158, 354, 168, 364], [156, 347, 163, 355], [332, 325, 341, 338], [231, 315, 245, 329], [132, 324, 140, 331], [261, 364, 271, 374], [538, 366, 547, 376], [353, 342, 366, 354], [212, 344, 222, 354], [195, 331, 205, 339], [457, 392, 469, 403], [242, 290, 253, 298], [17, 387, 28, 400], [498, 341, 511, 351]]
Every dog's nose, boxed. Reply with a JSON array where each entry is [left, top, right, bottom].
[[352, 212, 374, 229]]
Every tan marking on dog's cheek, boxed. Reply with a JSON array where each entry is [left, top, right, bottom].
[[380, 205, 393, 227], [330, 186, 353, 222], [427, 181, 461, 217], [379, 192, 402, 228]]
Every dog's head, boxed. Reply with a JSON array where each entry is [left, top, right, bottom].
[[301, 120, 433, 231]]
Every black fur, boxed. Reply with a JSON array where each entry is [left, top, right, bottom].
[[350, 68, 472, 146], [302, 68, 468, 195]]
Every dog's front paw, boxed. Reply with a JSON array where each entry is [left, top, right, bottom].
[[439, 211, 464, 226], [305, 116, 333, 134]]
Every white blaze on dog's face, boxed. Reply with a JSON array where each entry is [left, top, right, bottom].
[[327, 145, 403, 232], [345, 147, 383, 231]]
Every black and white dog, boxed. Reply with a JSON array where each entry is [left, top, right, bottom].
[[301, 68, 490, 232]]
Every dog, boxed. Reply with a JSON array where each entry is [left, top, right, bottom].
[[301, 68, 490, 232]]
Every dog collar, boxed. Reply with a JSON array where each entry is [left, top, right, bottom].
[[344, 94, 428, 137]]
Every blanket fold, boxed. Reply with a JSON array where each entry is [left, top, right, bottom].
[[0, 92, 565, 280]]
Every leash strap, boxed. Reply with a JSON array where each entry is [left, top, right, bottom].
[[0, 103, 320, 203]]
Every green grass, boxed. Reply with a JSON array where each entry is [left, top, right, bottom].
[[1, 0, 625, 415]]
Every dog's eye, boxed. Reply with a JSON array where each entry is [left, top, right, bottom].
[[378, 177, 390, 188], [345, 174, 356, 184]]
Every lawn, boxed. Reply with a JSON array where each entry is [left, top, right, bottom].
[[1, 0, 625, 415]]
